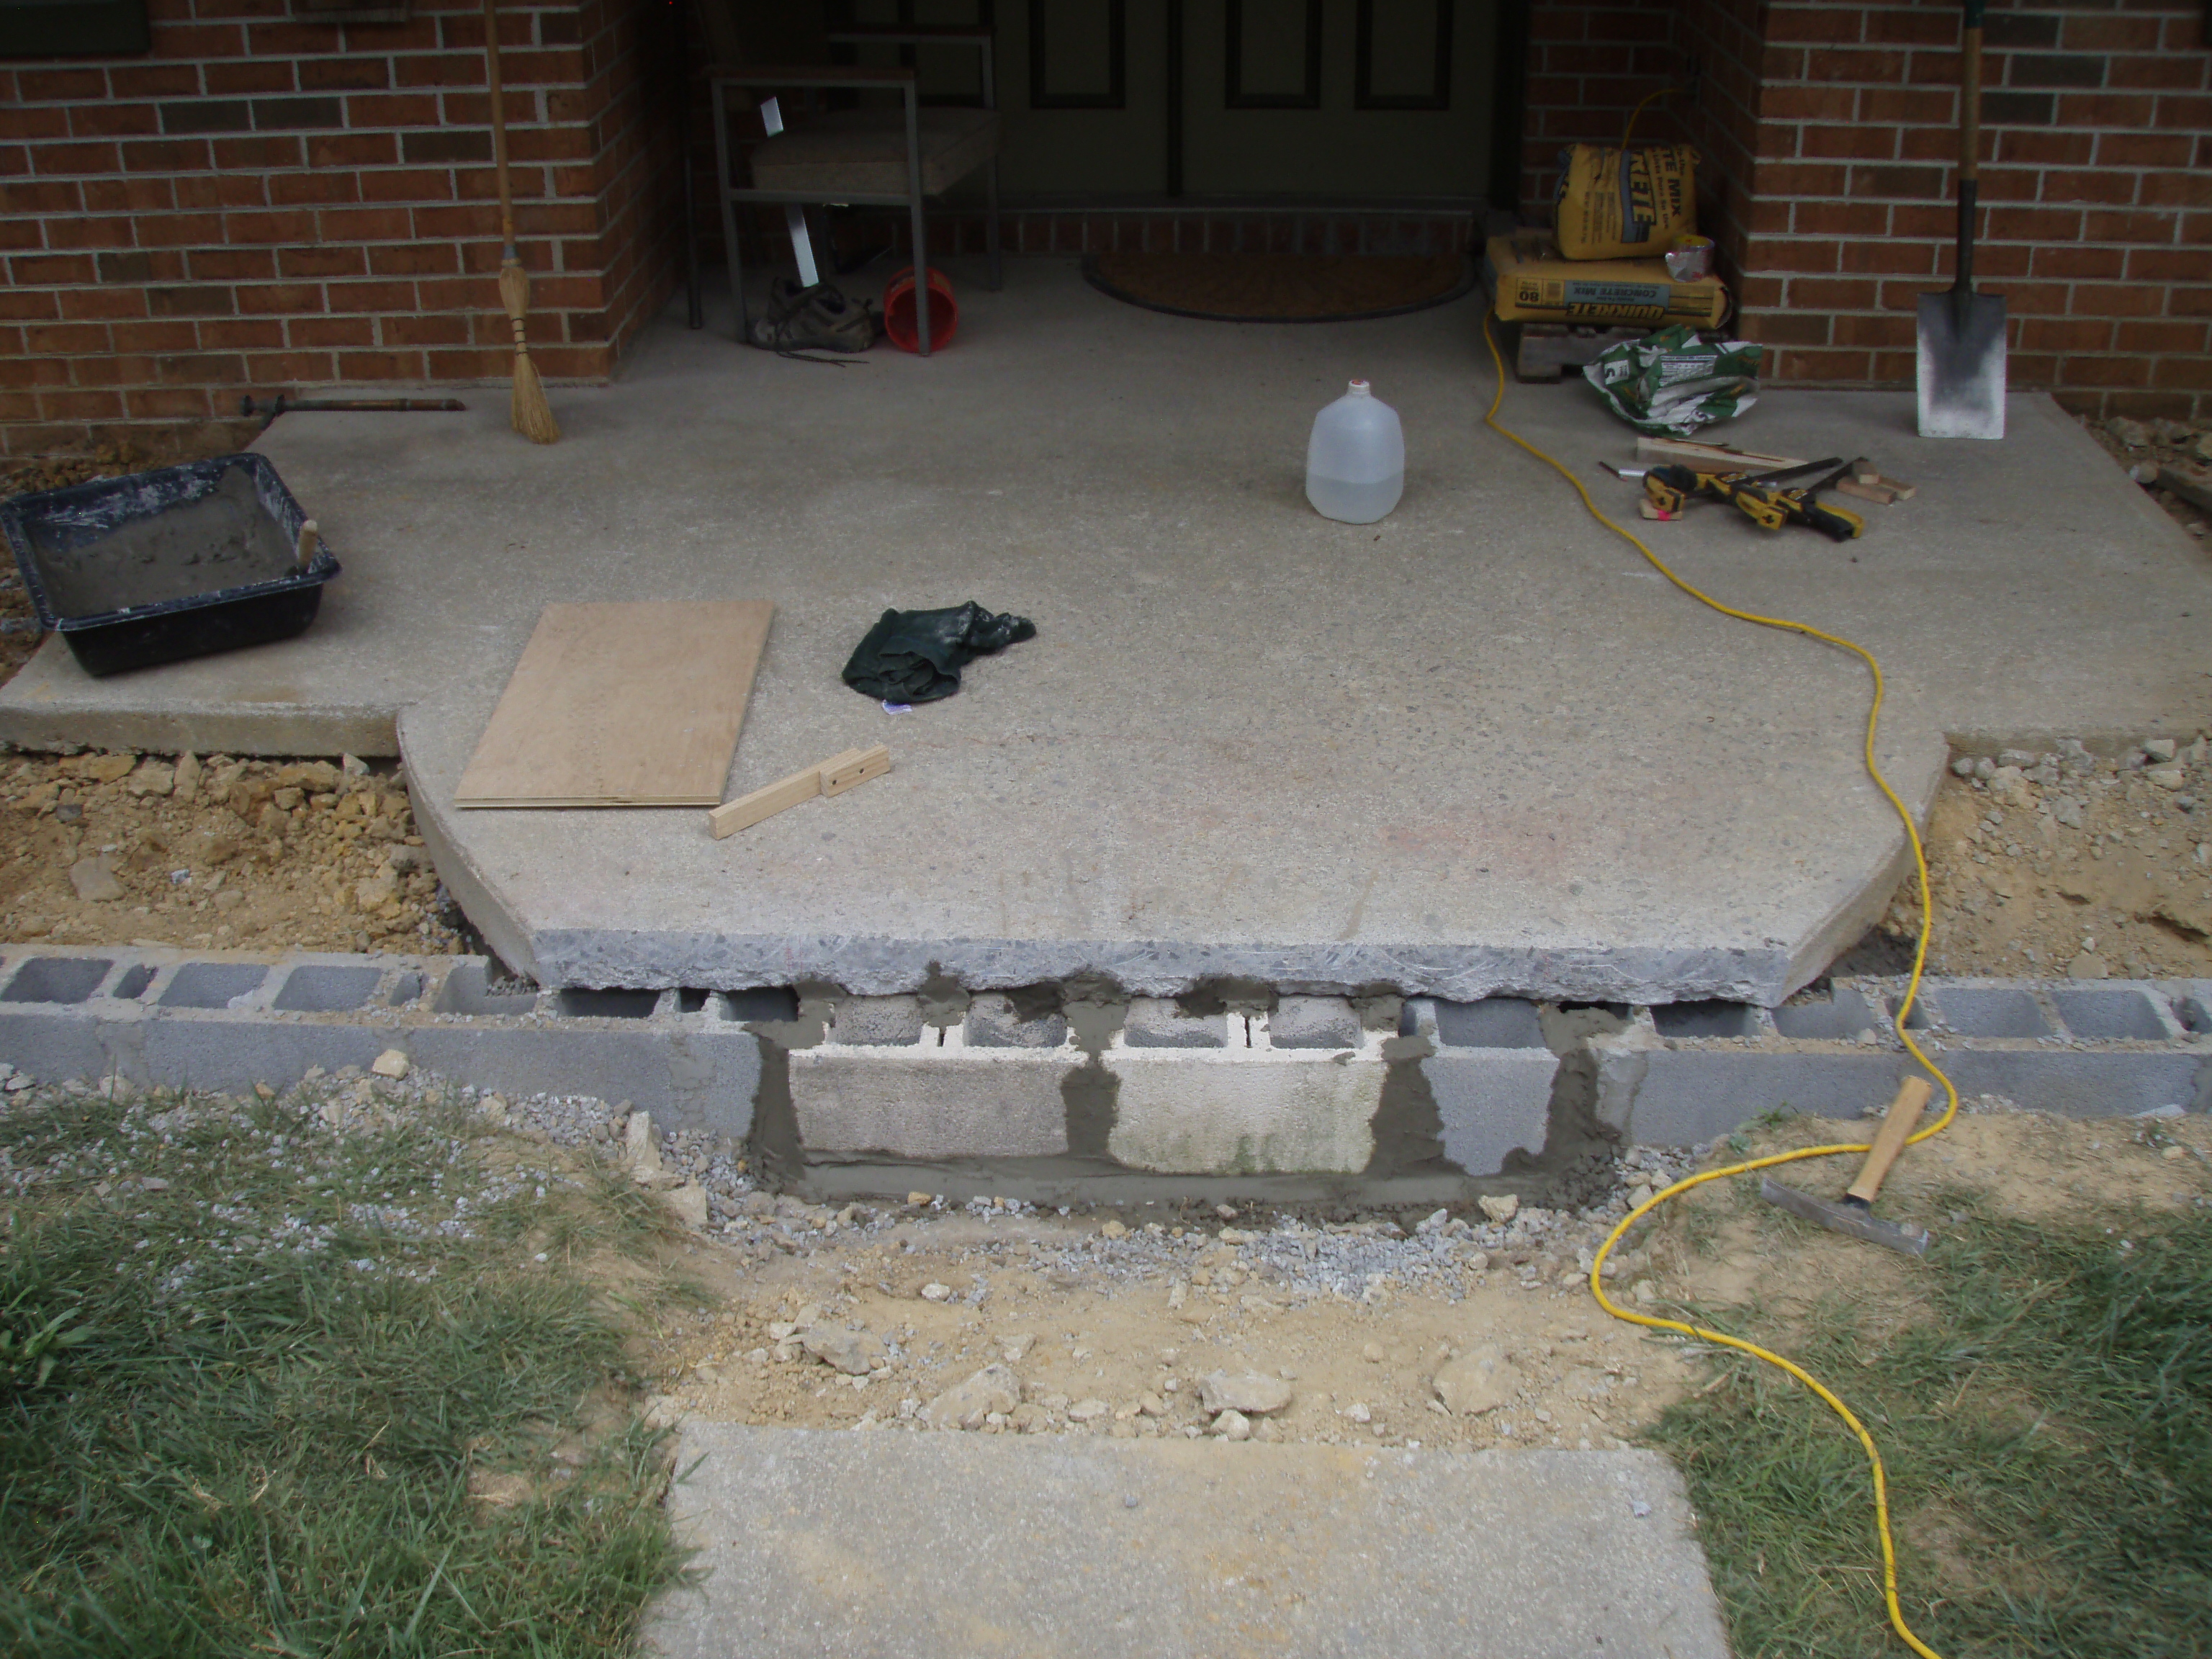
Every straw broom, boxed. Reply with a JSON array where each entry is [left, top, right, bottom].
[[482, 0, 559, 444]]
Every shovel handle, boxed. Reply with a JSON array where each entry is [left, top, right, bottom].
[[1959, 0, 1982, 183], [1955, 0, 1982, 295], [1848, 1076, 1933, 1206]]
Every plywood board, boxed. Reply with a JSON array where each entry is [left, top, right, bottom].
[[457, 601, 773, 808]]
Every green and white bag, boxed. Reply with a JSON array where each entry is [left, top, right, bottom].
[[1582, 325, 1763, 436]]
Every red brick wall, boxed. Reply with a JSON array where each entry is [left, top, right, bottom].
[[1672, 0, 1763, 289], [1521, 0, 2212, 418], [1728, 0, 2212, 418], [0, 0, 682, 455], [1516, 0, 1695, 219]]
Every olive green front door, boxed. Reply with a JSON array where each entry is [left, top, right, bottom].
[[990, 0, 1496, 200]]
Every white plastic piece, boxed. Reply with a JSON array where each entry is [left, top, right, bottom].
[[1305, 379, 1405, 524]]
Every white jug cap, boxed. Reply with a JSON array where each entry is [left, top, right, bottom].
[[1346, 379, 1372, 395]]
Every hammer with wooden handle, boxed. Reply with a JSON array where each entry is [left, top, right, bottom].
[[1759, 1077, 1935, 1256]]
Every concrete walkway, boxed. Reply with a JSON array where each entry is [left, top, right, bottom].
[[645, 1425, 1730, 1659], [4, 261, 2208, 1002]]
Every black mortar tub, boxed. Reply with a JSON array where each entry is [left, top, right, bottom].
[[0, 453, 339, 677]]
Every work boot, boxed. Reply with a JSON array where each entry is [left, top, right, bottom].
[[750, 279, 876, 358]]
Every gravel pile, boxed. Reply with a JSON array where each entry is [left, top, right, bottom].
[[0, 1069, 570, 1297]]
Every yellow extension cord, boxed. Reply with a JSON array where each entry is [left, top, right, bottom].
[[1479, 315, 1956, 1659]]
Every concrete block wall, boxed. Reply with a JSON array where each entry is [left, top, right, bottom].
[[1609, 976, 2211, 1144], [0, 945, 760, 1138], [4, 945, 2206, 1197]]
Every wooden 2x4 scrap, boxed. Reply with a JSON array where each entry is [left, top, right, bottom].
[[709, 743, 891, 839]]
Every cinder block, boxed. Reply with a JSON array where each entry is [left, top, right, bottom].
[[1423, 1048, 1556, 1175], [2049, 985, 2177, 1041], [1911, 986, 2051, 1038], [1431, 997, 1547, 1049], [1267, 995, 1361, 1049], [1108, 1054, 1382, 1173], [1929, 1049, 2207, 1119], [433, 958, 542, 1016], [552, 987, 662, 1020], [2, 956, 114, 1005], [964, 992, 1069, 1049], [830, 995, 925, 1046], [1123, 997, 1226, 1048], [0, 948, 760, 1141], [1651, 1000, 1766, 1040], [2174, 984, 2212, 1035], [1629, 1050, 1912, 1145], [272, 963, 392, 1012], [791, 1049, 1071, 1158], [159, 962, 269, 1010], [1772, 986, 1879, 1040]]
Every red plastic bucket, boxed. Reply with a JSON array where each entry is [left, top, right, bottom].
[[883, 266, 958, 353]]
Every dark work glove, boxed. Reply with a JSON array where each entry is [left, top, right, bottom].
[[841, 601, 1038, 703]]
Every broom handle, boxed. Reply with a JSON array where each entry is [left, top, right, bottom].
[[1955, 0, 1982, 297], [483, 0, 518, 254]]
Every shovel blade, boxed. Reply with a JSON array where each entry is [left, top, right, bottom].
[[1917, 289, 2008, 439]]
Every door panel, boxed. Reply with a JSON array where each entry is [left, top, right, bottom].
[[1357, 0, 1452, 109], [997, 0, 1167, 195], [1225, 0, 1321, 108], [1032, 0, 1125, 104], [1183, 0, 1491, 199], [844, 0, 1492, 201]]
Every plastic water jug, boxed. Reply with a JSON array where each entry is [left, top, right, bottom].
[[1305, 379, 1404, 523]]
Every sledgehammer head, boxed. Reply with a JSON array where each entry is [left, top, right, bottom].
[[1760, 1176, 1930, 1256]]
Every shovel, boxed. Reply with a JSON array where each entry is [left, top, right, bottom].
[[1917, 0, 2005, 439]]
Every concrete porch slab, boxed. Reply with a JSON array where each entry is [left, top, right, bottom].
[[645, 1425, 1730, 1659], [4, 261, 2208, 1003]]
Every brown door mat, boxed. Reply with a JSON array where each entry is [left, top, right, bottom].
[[1082, 251, 1475, 324]]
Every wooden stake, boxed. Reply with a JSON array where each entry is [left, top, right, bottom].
[[484, 0, 558, 445]]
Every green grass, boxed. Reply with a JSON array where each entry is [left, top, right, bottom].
[[0, 1084, 687, 1658], [1647, 1196, 2212, 1658]]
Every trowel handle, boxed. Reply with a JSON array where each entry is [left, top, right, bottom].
[[1847, 1076, 1933, 1205]]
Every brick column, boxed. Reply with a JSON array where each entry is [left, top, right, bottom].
[[0, 0, 683, 455], [1714, 0, 2211, 418]]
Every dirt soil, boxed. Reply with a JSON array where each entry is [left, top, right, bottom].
[[0, 747, 464, 955], [2082, 410, 2212, 545], [609, 1100, 2208, 1455], [1629, 1102, 2212, 1405], [1867, 740, 2211, 981]]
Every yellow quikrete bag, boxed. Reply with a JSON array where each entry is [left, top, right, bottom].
[[1552, 143, 1698, 261]]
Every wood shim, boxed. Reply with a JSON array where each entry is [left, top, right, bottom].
[[456, 601, 773, 808], [1833, 476, 1897, 506], [1634, 436, 1807, 472], [709, 744, 890, 839]]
